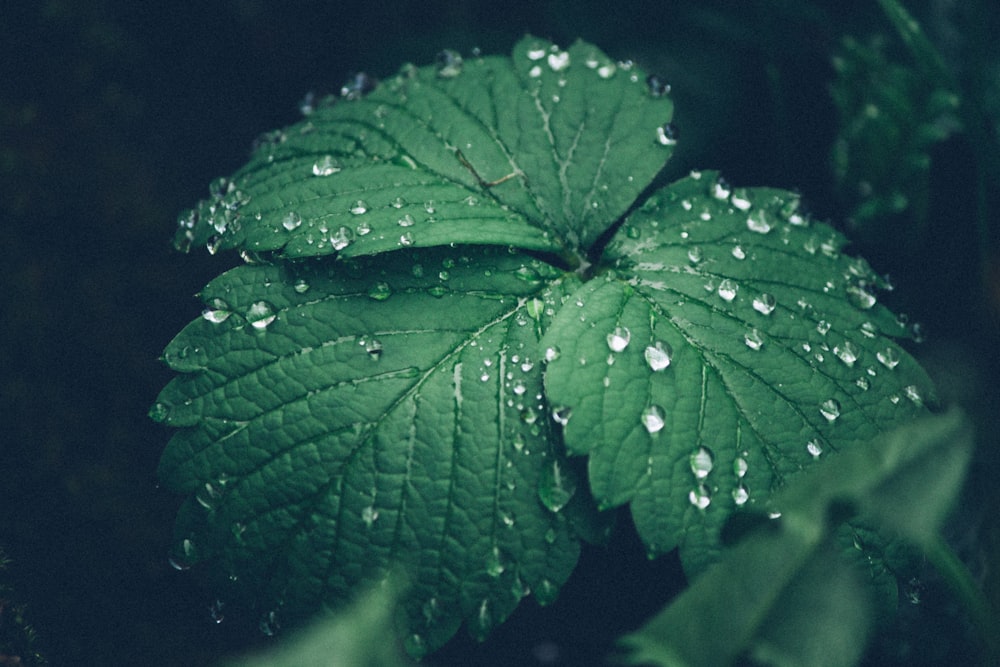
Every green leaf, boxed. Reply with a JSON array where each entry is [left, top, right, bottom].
[[542, 171, 936, 572], [618, 409, 973, 667], [154, 247, 587, 655], [172, 36, 674, 265]]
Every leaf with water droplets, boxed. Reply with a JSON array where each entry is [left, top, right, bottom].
[[173, 36, 674, 265], [541, 171, 935, 574], [154, 247, 588, 657]]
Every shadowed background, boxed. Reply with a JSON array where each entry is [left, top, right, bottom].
[[2, 1, 998, 664]]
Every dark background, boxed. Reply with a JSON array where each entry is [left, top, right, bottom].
[[2, 1, 998, 664]]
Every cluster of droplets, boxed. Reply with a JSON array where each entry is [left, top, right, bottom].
[[173, 176, 253, 254]]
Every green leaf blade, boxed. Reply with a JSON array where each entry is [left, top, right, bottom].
[[154, 249, 582, 655], [542, 171, 935, 571], [172, 36, 674, 263]]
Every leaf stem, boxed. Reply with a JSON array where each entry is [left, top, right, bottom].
[[924, 532, 1000, 663]]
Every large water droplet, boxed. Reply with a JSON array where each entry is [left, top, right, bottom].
[[688, 485, 711, 509], [436, 49, 463, 78], [311, 155, 341, 176], [752, 293, 776, 315], [545, 346, 561, 362], [744, 328, 764, 350], [732, 485, 750, 506], [547, 50, 570, 71], [350, 200, 369, 215], [807, 440, 823, 458], [746, 210, 772, 234], [819, 399, 841, 422], [149, 401, 170, 423], [717, 279, 738, 302], [551, 406, 573, 426], [641, 405, 666, 433], [606, 326, 631, 352], [656, 122, 679, 146], [368, 281, 392, 301], [399, 232, 414, 246], [846, 284, 877, 309], [644, 342, 672, 371], [539, 459, 577, 512], [202, 297, 232, 324], [876, 347, 900, 369], [833, 341, 859, 367], [689, 446, 714, 479], [330, 226, 354, 250], [282, 211, 302, 231], [246, 301, 277, 329]]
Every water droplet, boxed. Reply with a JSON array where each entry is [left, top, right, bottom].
[[341, 71, 376, 99], [551, 406, 572, 426], [656, 122, 679, 146], [807, 439, 823, 458], [717, 279, 738, 302], [361, 505, 379, 527], [734, 457, 748, 478], [545, 346, 561, 362], [744, 328, 764, 350], [350, 200, 368, 215], [355, 221, 372, 236], [833, 341, 859, 367], [311, 155, 341, 176], [246, 301, 277, 329], [846, 284, 877, 309], [689, 446, 714, 479], [732, 485, 750, 506], [687, 246, 702, 263], [282, 211, 302, 231], [816, 320, 832, 335], [644, 342, 672, 371], [641, 405, 666, 434], [293, 279, 310, 294], [473, 599, 494, 640], [486, 545, 505, 577], [364, 338, 383, 360], [539, 459, 578, 512], [202, 297, 232, 324], [903, 385, 923, 406], [752, 293, 776, 315], [368, 281, 392, 301], [527, 46, 546, 61], [711, 176, 732, 200], [606, 326, 631, 352], [149, 402, 170, 423], [746, 209, 771, 234], [731, 188, 753, 211], [547, 50, 570, 71], [330, 226, 354, 250], [819, 398, 841, 422], [688, 485, 711, 509], [397, 213, 415, 227], [436, 49, 463, 77], [731, 244, 746, 260], [646, 74, 670, 97], [399, 232, 414, 246], [876, 347, 900, 369]]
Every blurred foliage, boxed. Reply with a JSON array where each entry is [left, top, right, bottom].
[[0, 549, 46, 666]]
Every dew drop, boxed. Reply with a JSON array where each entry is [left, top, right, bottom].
[[330, 226, 354, 251], [282, 211, 302, 231], [390, 196, 406, 209], [903, 385, 923, 406], [644, 342, 672, 371], [356, 221, 372, 236], [551, 406, 573, 426], [731, 244, 746, 260], [399, 232, 414, 246], [688, 485, 711, 509], [816, 320, 832, 335], [364, 338, 383, 360], [807, 440, 823, 458], [846, 284, 877, 309], [734, 457, 748, 478], [646, 74, 670, 97], [746, 209, 771, 234], [876, 347, 900, 369], [687, 246, 702, 264], [752, 293, 776, 315], [656, 122, 679, 146], [435, 49, 463, 78], [717, 279, 738, 302], [833, 341, 859, 367], [539, 459, 577, 512], [641, 405, 666, 434], [361, 505, 379, 527], [311, 155, 341, 176], [149, 402, 170, 423], [689, 446, 714, 479], [486, 545, 505, 577], [367, 281, 392, 301], [293, 278, 310, 294], [820, 399, 841, 422], [606, 326, 631, 352], [544, 346, 561, 362], [201, 298, 232, 324], [733, 485, 750, 506], [547, 50, 570, 71], [711, 176, 732, 200], [744, 328, 764, 350], [350, 200, 369, 215], [731, 188, 753, 211], [246, 301, 277, 330]]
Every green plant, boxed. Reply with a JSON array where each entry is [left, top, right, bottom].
[[151, 27, 994, 665]]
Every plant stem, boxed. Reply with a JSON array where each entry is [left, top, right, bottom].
[[924, 533, 1000, 663]]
